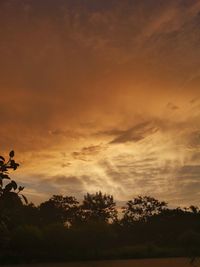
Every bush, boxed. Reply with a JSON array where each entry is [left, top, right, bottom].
[[0, 223, 10, 248], [11, 225, 44, 250]]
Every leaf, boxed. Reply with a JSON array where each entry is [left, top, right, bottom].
[[21, 194, 28, 204], [11, 180, 17, 190], [0, 166, 8, 172], [0, 156, 5, 162], [18, 186, 24, 192], [0, 173, 10, 179], [13, 163, 19, 170], [9, 150, 15, 158], [4, 182, 13, 192], [10, 160, 19, 170]]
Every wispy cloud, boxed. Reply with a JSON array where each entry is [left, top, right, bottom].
[[109, 121, 158, 144], [72, 144, 106, 161]]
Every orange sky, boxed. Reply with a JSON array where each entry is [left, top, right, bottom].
[[1, 0, 200, 206]]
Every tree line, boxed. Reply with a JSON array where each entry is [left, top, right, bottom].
[[0, 151, 200, 264]]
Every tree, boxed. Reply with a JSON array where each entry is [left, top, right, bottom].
[[81, 192, 117, 223], [39, 195, 79, 226], [0, 150, 27, 207], [122, 195, 167, 223], [189, 205, 199, 214], [0, 151, 27, 230]]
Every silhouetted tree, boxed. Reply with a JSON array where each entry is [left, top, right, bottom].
[[0, 151, 27, 230], [189, 205, 199, 214], [122, 195, 167, 223], [81, 192, 117, 223], [39, 195, 79, 226]]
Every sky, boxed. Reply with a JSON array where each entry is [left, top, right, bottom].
[[1, 0, 200, 207]]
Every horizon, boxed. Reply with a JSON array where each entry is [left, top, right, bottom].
[[1, 0, 200, 207]]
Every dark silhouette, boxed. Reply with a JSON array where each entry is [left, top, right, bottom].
[[81, 192, 117, 223], [122, 195, 167, 224], [39, 195, 79, 226], [0, 151, 27, 230], [0, 151, 200, 264]]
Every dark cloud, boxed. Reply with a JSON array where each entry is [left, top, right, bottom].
[[49, 129, 83, 139], [110, 121, 158, 144], [54, 175, 83, 186], [178, 165, 200, 176], [72, 145, 104, 161], [191, 152, 200, 162], [166, 102, 179, 110], [185, 131, 200, 148], [61, 163, 71, 168]]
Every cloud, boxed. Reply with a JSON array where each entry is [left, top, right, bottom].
[[178, 165, 200, 177], [72, 144, 105, 161], [22, 174, 86, 202], [61, 163, 71, 168], [166, 102, 179, 111], [109, 121, 158, 144]]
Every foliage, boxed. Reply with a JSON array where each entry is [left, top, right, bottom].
[[11, 225, 44, 250], [122, 195, 167, 223], [81, 192, 118, 223], [0, 151, 28, 233], [39, 195, 79, 225], [0, 150, 27, 207]]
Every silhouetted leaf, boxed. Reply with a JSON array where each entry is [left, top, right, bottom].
[[11, 180, 17, 190], [10, 160, 19, 170], [13, 163, 19, 170], [0, 173, 10, 179], [4, 182, 13, 192], [18, 186, 24, 192], [0, 165, 8, 172], [0, 156, 5, 161]]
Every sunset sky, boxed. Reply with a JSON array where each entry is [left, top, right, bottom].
[[1, 0, 200, 206]]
